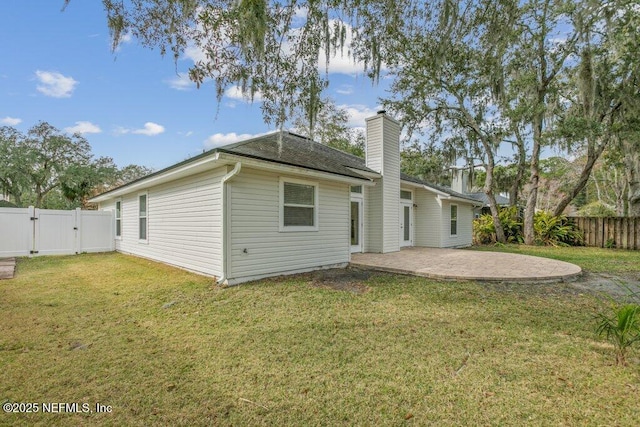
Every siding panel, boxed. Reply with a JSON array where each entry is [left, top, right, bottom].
[[102, 168, 225, 277], [413, 189, 442, 247], [382, 119, 400, 252], [228, 168, 350, 281], [440, 200, 473, 247], [364, 181, 383, 252]]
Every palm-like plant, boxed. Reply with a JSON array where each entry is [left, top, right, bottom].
[[596, 303, 640, 366]]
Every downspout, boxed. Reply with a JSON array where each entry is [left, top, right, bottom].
[[218, 162, 242, 285]]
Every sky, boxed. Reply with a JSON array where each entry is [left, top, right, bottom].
[[0, 1, 389, 171]]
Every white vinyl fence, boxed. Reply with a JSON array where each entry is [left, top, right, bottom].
[[0, 207, 114, 258]]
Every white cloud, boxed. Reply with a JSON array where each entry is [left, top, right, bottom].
[[64, 121, 102, 135], [0, 116, 22, 126], [204, 132, 266, 148], [317, 22, 387, 76], [115, 122, 165, 136], [184, 43, 207, 63], [133, 122, 165, 136], [113, 126, 129, 136], [119, 32, 133, 44], [114, 32, 134, 52], [338, 104, 380, 127], [319, 49, 363, 76], [35, 70, 78, 98], [336, 85, 354, 95], [224, 85, 263, 102], [166, 73, 194, 91]]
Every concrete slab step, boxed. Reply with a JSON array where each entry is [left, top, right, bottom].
[[0, 258, 16, 279]]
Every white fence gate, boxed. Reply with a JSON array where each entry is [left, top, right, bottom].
[[0, 207, 114, 258]]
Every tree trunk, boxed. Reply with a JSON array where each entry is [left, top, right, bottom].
[[509, 133, 527, 207], [483, 146, 506, 243], [621, 139, 640, 217], [523, 123, 542, 245], [623, 139, 640, 216], [553, 140, 607, 216], [12, 191, 22, 208], [628, 175, 640, 216]]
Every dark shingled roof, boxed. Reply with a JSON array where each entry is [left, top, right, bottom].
[[92, 130, 478, 202], [466, 192, 510, 206], [218, 131, 376, 179], [400, 173, 480, 202]]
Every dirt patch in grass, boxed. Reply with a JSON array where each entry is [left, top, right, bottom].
[[297, 266, 640, 302], [570, 272, 640, 302], [306, 267, 372, 293]]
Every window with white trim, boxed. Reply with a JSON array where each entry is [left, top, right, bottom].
[[450, 204, 458, 236], [139, 193, 148, 241], [280, 178, 318, 231], [115, 199, 122, 238]]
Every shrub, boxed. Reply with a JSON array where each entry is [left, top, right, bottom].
[[473, 214, 496, 245], [595, 289, 640, 366], [533, 211, 583, 247], [473, 209, 584, 246], [473, 206, 522, 244], [577, 201, 616, 217]]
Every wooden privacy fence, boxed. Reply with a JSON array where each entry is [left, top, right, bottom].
[[0, 206, 115, 258], [571, 216, 640, 249]]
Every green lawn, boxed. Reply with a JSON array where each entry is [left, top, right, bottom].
[[468, 244, 640, 273], [1, 252, 639, 426]]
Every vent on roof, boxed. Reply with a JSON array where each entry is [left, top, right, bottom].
[[377, 109, 386, 115]]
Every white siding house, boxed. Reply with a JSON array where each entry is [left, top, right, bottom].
[[100, 169, 226, 277], [227, 168, 350, 284], [91, 111, 480, 284]]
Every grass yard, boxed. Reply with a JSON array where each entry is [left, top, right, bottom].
[[469, 244, 640, 273], [1, 252, 639, 426]]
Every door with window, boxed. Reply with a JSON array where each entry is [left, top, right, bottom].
[[400, 190, 413, 247], [350, 198, 363, 253], [400, 203, 413, 247]]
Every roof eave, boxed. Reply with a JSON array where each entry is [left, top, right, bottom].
[[346, 167, 381, 179], [217, 153, 375, 185], [89, 152, 222, 203], [437, 194, 484, 206]]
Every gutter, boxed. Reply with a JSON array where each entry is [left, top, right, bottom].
[[437, 194, 483, 207], [218, 162, 242, 285]]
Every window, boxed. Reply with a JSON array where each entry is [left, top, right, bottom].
[[400, 190, 412, 200], [139, 193, 148, 241], [115, 200, 122, 238], [350, 185, 362, 194], [450, 204, 458, 236], [280, 178, 318, 231]]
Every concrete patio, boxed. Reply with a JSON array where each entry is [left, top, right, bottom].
[[350, 247, 582, 283], [0, 258, 16, 280]]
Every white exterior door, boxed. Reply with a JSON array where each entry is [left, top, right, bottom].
[[400, 202, 413, 247], [350, 198, 363, 253]]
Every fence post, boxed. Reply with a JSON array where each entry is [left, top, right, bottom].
[[29, 206, 37, 256], [75, 207, 82, 254]]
